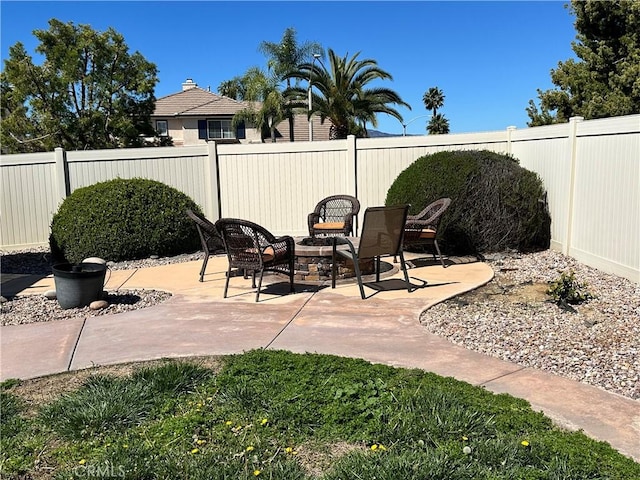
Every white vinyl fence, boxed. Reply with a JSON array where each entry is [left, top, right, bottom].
[[1, 115, 638, 283]]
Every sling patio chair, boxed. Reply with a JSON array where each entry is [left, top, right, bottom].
[[186, 209, 225, 282], [331, 204, 412, 299], [215, 218, 295, 302], [401, 197, 451, 267], [308, 194, 361, 237]]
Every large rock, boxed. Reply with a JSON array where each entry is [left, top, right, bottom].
[[89, 300, 109, 310], [43, 290, 57, 300], [83, 257, 107, 265]]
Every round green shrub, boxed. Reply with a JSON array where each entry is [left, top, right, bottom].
[[50, 178, 202, 263], [385, 150, 551, 255]]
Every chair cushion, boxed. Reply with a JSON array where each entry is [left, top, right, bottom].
[[419, 228, 437, 239], [262, 246, 275, 262], [314, 222, 345, 230], [242, 247, 275, 262]]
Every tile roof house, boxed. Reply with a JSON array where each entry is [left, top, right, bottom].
[[151, 79, 331, 146]]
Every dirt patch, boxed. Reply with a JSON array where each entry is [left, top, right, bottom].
[[451, 275, 551, 306], [4, 356, 223, 413], [295, 441, 367, 476]]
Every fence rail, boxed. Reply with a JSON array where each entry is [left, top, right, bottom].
[[2, 115, 638, 283]]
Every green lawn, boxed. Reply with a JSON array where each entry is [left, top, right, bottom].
[[2, 349, 638, 479]]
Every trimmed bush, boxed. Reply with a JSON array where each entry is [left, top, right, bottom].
[[385, 150, 550, 255], [50, 178, 202, 263]]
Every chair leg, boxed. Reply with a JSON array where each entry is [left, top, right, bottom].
[[397, 251, 412, 292], [331, 244, 338, 289], [223, 266, 232, 298], [289, 259, 295, 293], [255, 270, 265, 302], [434, 240, 446, 268], [199, 255, 208, 282], [351, 257, 366, 299], [375, 256, 381, 282]]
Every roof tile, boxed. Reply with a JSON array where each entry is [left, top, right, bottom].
[[153, 87, 249, 116]]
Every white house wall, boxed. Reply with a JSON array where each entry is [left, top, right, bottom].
[[167, 118, 262, 146]]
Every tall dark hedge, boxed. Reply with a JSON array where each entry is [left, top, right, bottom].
[[385, 150, 551, 255], [50, 178, 202, 263]]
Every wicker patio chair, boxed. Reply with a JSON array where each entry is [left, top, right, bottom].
[[186, 209, 225, 282], [331, 205, 411, 299], [308, 194, 361, 237], [401, 198, 451, 267], [215, 218, 295, 302]]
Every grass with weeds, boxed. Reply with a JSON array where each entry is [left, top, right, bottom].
[[1, 350, 638, 479]]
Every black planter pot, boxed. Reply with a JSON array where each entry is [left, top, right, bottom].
[[52, 262, 107, 309]]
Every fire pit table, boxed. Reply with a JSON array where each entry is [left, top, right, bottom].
[[293, 236, 396, 283]]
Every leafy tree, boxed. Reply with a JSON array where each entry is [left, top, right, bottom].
[[1, 19, 159, 153], [427, 113, 450, 134], [285, 49, 410, 139], [527, 0, 640, 126]]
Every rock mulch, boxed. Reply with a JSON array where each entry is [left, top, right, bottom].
[[1, 289, 172, 326], [0, 247, 186, 326], [420, 249, 639, 400]]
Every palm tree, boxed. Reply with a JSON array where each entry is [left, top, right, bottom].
[[427, 113, 450, 135], [230, 68, 286, 143], [285, 49, 410, 139], [423, 87, 445, 116], [217, 78, 245, 100], [258, 28, 323, 141]]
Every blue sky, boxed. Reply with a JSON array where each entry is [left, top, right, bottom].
[[1, 0, 577, 135]]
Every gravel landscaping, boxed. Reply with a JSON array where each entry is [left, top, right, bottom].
[[421, 249, 639, 400], [0, 247, 188, 326]]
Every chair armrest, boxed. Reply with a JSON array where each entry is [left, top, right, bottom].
[[272, 235, 294, 246], [405, 219, 435, 230], [270, 235, 295, 254], [308, 212, 321, 224], [332, 236, 357, 259], [332, 236, 350, 246], [261, 235, 294, 262], [403, 221, 430, 243]]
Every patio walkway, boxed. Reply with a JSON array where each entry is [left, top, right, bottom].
[[1, 254, 638, 461]]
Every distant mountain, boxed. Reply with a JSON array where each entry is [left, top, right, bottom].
[[368, 129, 402, 138]]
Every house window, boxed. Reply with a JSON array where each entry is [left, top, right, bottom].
[[207, 119, 235, 139], [156, 120, 168, 136]]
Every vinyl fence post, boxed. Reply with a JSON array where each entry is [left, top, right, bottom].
[[54, 147, 70, 201], [206, 140, 221, 221], [506, 126, 516, 155], [563, 116, 584, 256], [347, 134, 358, 235]]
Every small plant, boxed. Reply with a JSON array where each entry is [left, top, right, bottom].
[[547, 270, 594, 306]]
